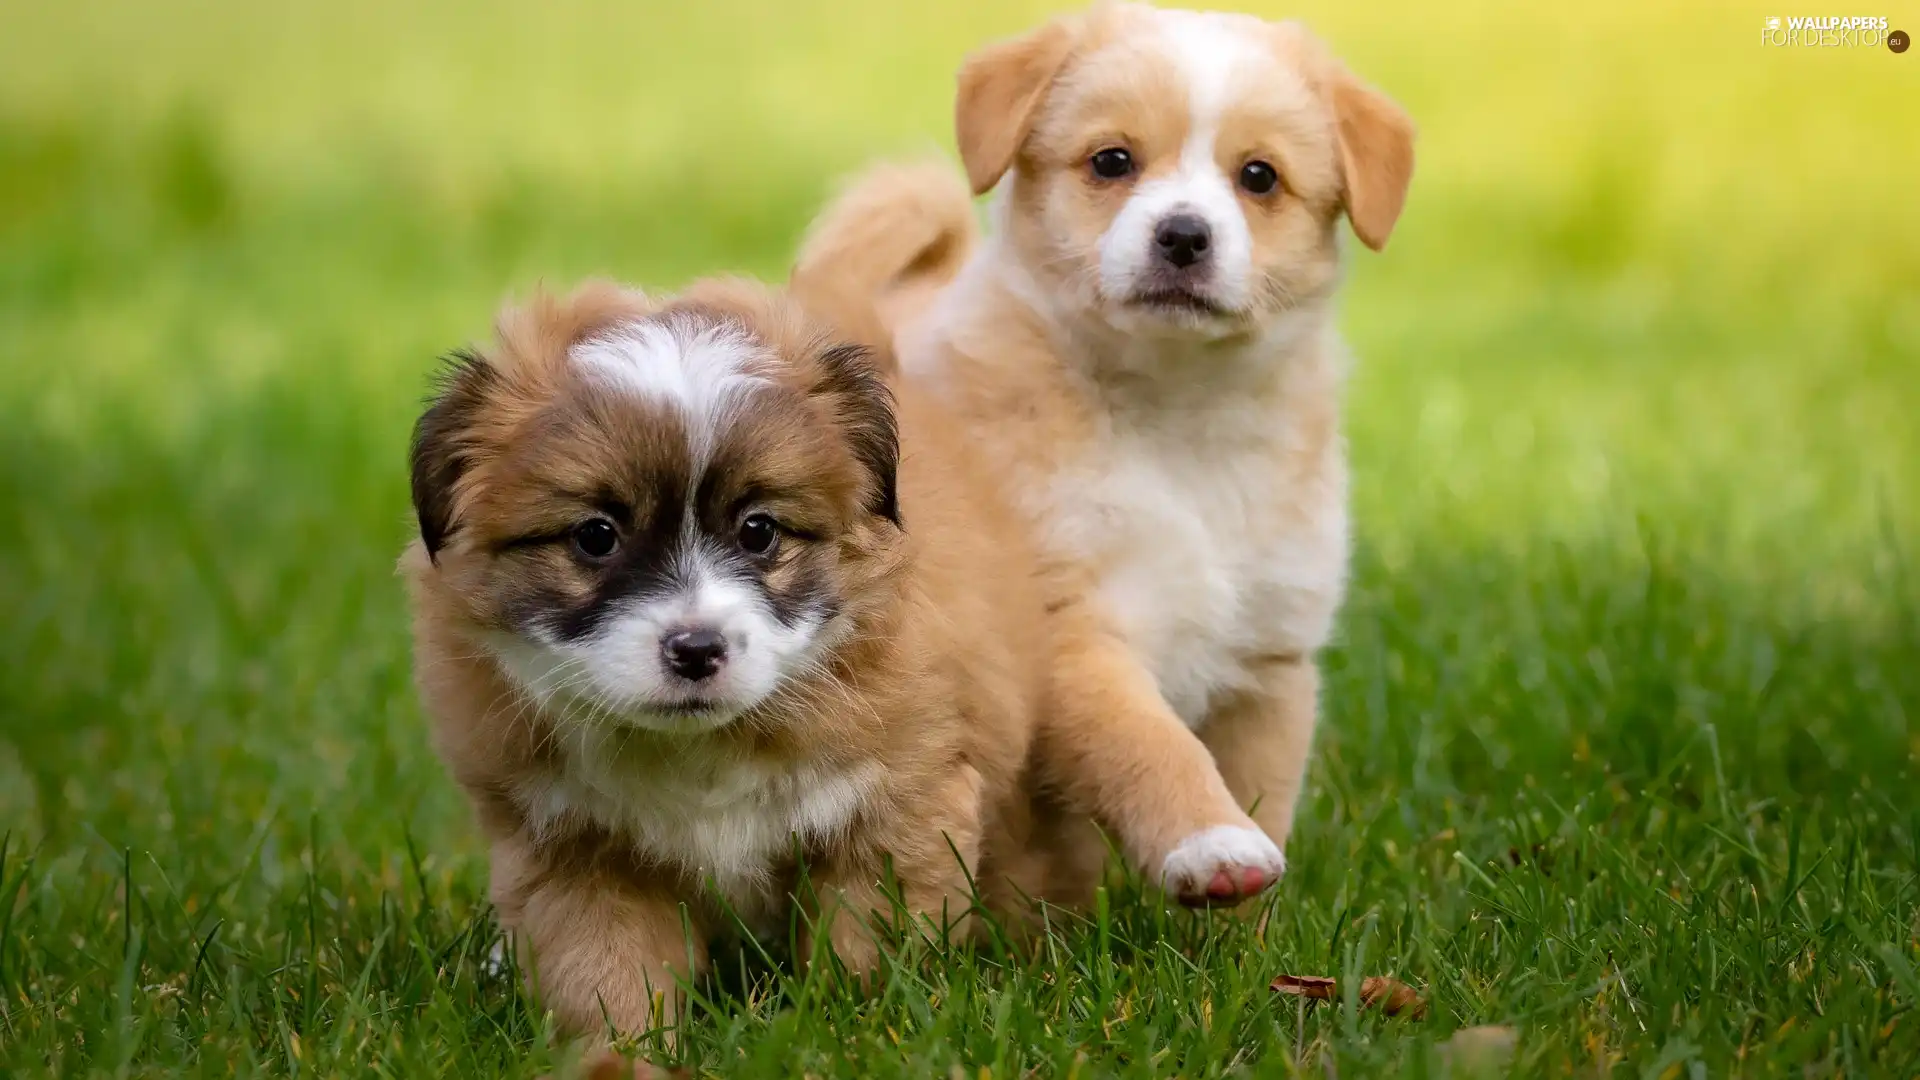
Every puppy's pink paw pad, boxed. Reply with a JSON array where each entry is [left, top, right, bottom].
[[1160, 825, 1286, 908], [1205, 870, 1239, 900]]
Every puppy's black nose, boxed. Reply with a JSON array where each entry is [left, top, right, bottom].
[[1154, 213, 1212, 268], [661, 628, 727, 681]]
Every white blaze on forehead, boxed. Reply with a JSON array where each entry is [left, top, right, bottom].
[[570, 317, 769, 463], [1156, 9, 1270, 136], [1098, 10, 1270, 311]]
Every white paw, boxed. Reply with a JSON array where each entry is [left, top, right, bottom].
[[1159, 825, 1286, 907]]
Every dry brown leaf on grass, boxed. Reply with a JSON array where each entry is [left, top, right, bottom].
[[1358, 976, 1428, 1018], [537, 1047, 692, 1080], [1269, 974, 1428, 1018], [1269, 973, 1338, 1000]]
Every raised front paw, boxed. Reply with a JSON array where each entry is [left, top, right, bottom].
[[1159, 824, 1286, 907]]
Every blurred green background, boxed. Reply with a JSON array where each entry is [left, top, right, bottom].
[[2, 1, 1917, 1075]]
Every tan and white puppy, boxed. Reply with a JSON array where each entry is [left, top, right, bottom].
[[797, 1, 1414, 904], [403, 278, 1086, 1039]]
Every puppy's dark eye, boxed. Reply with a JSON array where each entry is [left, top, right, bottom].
[[1238, 160, 1280, 196], [571, 518, 619, 560], [1089, 147, 1134, 180], [737, 513, 779, 557]]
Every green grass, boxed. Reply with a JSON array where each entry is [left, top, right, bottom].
[[2, 1, 1917, 1075]]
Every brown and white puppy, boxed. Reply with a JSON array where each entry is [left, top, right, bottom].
[[796, 1, 1414, 905], [402, 277, 1082, 1039]]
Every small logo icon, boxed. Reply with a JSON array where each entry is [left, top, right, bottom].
[[1891, 28, 1911, 52], [1766, 16, 1782, 30]]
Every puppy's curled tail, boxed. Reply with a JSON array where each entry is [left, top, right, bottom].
[[791, 161, 978, 371]]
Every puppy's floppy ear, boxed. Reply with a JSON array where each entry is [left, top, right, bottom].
[[410, 348, 499, 561], [1326, 65, 1415, 251], [955, 17, 1079, 195], [811, 341, 901, 528]]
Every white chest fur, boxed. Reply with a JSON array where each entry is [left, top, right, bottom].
[[1034, 391, 1348, 727], [519, 728, 880, 918]]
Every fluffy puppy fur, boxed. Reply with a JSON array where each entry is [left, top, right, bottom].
[[795, 1, 1414, 904], [402, 277, 1088, 1039]]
